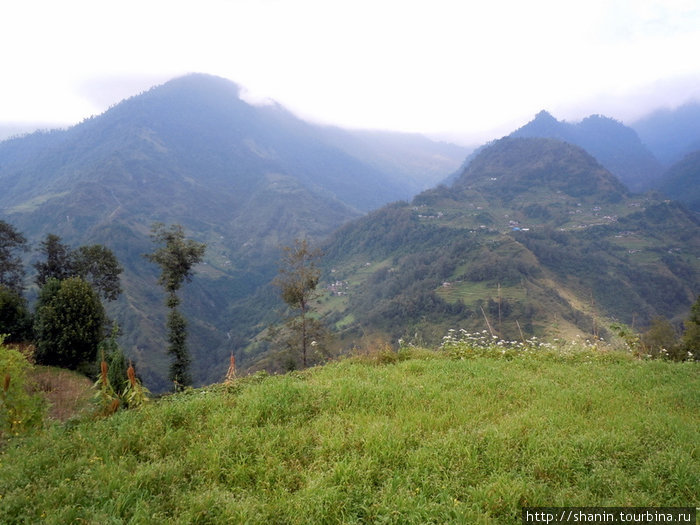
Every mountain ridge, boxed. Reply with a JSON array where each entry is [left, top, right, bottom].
[[631, 101, 700, 166], [311, 136, 699, 364], [0, 74, 468, 389], [510, 111, 663, 192], [1, 75, 697, 386]]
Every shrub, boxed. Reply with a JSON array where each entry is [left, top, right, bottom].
[[0, 335, 45, 439], [34, 277, 106, 373], [0, 286, 32, 343]]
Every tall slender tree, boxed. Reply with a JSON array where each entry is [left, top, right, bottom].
[[273, 238, 326, 368], [0, 220, 28, 295], [145, 223, 205, 389], [0, 221, 31, 340]]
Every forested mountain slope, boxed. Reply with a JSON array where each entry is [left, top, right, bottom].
[[510, 111, 663, 192], [0, 74, 466, 389], [653, 150, 700, 213], [316, 137, 699, 353], [631, 101, 700, 166]]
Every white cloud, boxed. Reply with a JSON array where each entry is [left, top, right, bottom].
[[1, 0, 698, 143]]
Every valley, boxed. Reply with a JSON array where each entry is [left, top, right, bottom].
[[1, 74, 698, 388]]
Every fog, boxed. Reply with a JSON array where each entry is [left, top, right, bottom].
[[1, 0, 699, 145]]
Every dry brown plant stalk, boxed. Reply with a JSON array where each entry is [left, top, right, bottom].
[[225, 353, 236, 383], [127, 361, 136, 387], [100, 360, 108, 386]]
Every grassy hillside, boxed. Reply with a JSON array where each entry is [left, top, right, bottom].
[[1, 343, 697, 524]]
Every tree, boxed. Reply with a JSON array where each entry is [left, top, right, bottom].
[[72, 245, 123, 301], [682, 295, 700, 360], [34, 277, 106, 372], [642, 316, 681, 360], [0, 335, 45, 438], [33, 235, 122, 301], [34, 234, 73, 287], [273, 238, 327, 368], [0, 220, 28, 295], [97, 322, 129, 397], [0, 286, 33, 343], [144, 223, 205, 389]]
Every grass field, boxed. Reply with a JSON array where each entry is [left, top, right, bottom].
[[0, 345, 698, 524]]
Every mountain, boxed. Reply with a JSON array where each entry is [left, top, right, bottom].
[[654, 149, 700, 213], [510, 111, 664, 192], [631, 101, 700, 166], [317, 127, 471, 193], [313, 137, 699, 355], [0, 75, 466, 215], [0, 74, 467, 390]]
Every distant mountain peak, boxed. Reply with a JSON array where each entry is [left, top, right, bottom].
[[534, 109, 556, 121], [513, 110, 565, 139], [155, 72, 243, 94], [454, 136, 627, 202], [510, 111, 662, 192]]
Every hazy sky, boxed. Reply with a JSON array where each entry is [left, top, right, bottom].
[[2, 0, 699, 144]]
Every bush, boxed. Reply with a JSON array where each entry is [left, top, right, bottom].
[[34, 277, 106, 373], [682, 295, 700, 361], [0, 286, 32, 343], [0, 335, 45, 439]]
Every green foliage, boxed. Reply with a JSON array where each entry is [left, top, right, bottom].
[[92, 359, 121, 418], [0, 335, 45, 439], [166, 309, 191, 388], [33, 234, 73, 287], [656, 150, 700, 213], [319, 136, 699, 352], [146, 223, 205, 389], [71, 244, 123, 301], [642, 317, 682, 360], [682, 295, 700, 360], [145, 223, 206, 296], [511, 112, 663, 192], [0, 285, 33, 343], [609, 322, 644, 357], [0, 220, 28, 294], [93, 347, 150, 417], [273, 239, 327, 368], [122, 361, 151, 410], [34, 277, 106, 372], [34, 234, 123, 301], [97, 323, 128, 396], [0, 348, 697, 523]]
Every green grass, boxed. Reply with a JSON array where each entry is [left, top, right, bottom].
[[436, 280, 527, 306], [6, 191, 70, 213], [0, 348, 698, 524]]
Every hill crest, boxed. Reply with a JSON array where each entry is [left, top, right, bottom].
[[510, 111, 663, 191]]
